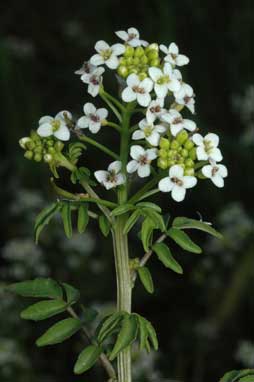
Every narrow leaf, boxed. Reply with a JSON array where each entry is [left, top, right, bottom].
[[123, 209, 142, 234], [36, 318, 81, 347], [141, 217, 156, 252], [111, 204, 135, 217], [136, 202, 161, 213], [137, 267, 154, 294], [153, 243, 183, 274], [168, 228, 202, 254], [142, 209, 165, 231], [61, 282, 80, 305], [146, 320, 159, 351], [61, 202, 73, 238], [109, 315, 138, 360], [21, 300, 67, 321], [34, 203, 60, 243], [136, 315, 149, 350], [8, 278, 63, 299], [74, 344, 102, 375], [97, 312, 124, 343], [99, 215, 111, 237], [77, 204, 89, 233], [172, 216, 223, 239]]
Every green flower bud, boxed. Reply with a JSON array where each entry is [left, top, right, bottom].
[[167, 159, 176, 167], [139, 72, 147, 80], [159, 137, 170, 149], [55, 141, 64, 151], [19, 137, 31, 149], [185, 158, 194, 168], [140, 55, 148, 64], [26, 141, 36, 150], [158, 149, 168, 159], [132, 57, 139, 66], [176, 130, 188, 144], [189, 147, 197, 160], [146, 43, 159, 52], [129, 68, 138, 75], [44, 153, 53, 163], [34, 153, 42, 162], [157, 158, 168, 169], [46, 139, 54, 147], [184, 139, 194, 150], [181, 148, 189, 158], [117, 65, 129, 78], [34, 146, 43, 154], [171, 139, 180, 150], [149, 58, 160, 67], [167, 149, 177, 159], [120, 57, 127, 65], [147, 50, 159, 60], [24, 150, 33, 160], [134, 47, 145, 57], [48, 147, 55, 154], [124, 46, 134, 57], [184, 168, 195, 176], [126, 57, 133, 65]]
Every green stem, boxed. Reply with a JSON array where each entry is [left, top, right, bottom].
[[101, 89, 126, 112], [80, 181, 112, 222], [99, 91, 122, 122], [106, 121, 121, 132], [129, 175, 162, 204], [79, 135, 119, 160]]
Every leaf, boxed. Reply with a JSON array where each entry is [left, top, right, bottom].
[[77, 204, 89, 233], [74, 344, 102, 375], [136, 202, 162, 213], [219, 370, 254, 382], [99, 215, 111, 237], [111, 204, 135, 217], [21, 300, 67, 321], [123, 209, 142, 234], [168, 228, 202, 254], [61, 202, 73, 238], [239, 377, 254, 382], [146, 320, 159, 351], [36, 318, 81, 347], [142, 209, 165, 231], [136, 315, 149, 350], [137, 267, 154, 294], [68, 142, 86, 165], [8, 278, 63, 299], [97, 312, 125, 343], [141, 217, 156, 252], [172, 216, 223, 239], [153, 243, 183, 274], [34, 203, 60, 243], [109, 315, 138, 360], [61, 283, 80, 305]]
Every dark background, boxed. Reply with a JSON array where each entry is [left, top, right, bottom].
[[0, 1, 253, 381]]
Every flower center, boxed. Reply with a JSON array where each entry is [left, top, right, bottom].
[[101, 49, 112, 61], [90, 75, 99, 85], [171, 176, 183, 186], [172, 117, 183, 125], [212, 166, 219, 176], [157, 75, 169, 85], [184, 95, 191, 103], [171, 53, 177, 60], [132, 85, 145, 94], [107, 170, 117, 183], [204, 140, 214, 154], [128, 33, 138, 41], [90, 114, 100, 123], [51, 120, 61, 132], [150, 105, 161, 113], [139, 155, 150, 165], [143, 126, 153, 137]]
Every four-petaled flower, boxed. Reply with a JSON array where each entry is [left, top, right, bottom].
[[161, 109, 196, 136], [146, 98, 166, 123], [132, 117, 166, 146], [115, 27, 148, 47], [75, 61, 96, 76], [122, 74, 153, 107], [149, 63, 181, 98], [81, 67, 105, 97], [94, 161, 125, 190], [77, 103, 108, 134], [127, 145, 157, 178], [37, 111, 71, 141], [192, 133, 222, 162], [90, 40, 125, 69], [159, 165, 197, 202], [202, 162, 228, 188], [160, 43, 189, 67], [174, 83, 195, 113]]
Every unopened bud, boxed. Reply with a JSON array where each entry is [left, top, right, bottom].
[[55, 141, 64, 151], [176, 130, 188, 144], [185, 158, 194, 168], [181, 148, 189, 158], [147, 50, 159, 60], [184, 168, 195, 176], [189, 147, 197, 160], [19, 137, 31, 149], [134, 47, 145, 57], [150, 58, 160, 67], [157, 158, 168, 169], [159, 137, 170, 149], [34, 153, 42, 162], [124, 46, 134, 57], [117, 65, 129, 78], [139, 72, 147, 80], [158, 149, 168, 159], [24, 150, 33, 160], [184, 140, 194, 150], [171, 139, 180, 150], [44, 153, 53, 163], [146, 43, 159, 52]]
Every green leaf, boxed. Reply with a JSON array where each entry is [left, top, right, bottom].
[[136, 315, 149, 350], [34, 203, 60, 243], [68, 142, 86, 165], [97, 312, 124, 343], [36, 318, 81, 347], [239, 377, 254, 382], [8, 278, 63, 299], [146, 320, 158, 351], [77, 204, 89, 233], [142, 209, 165, 231], [111, 204, 135, 217], [99, 215, 111, 237], [141, 217, 156, 252], [153, 243, 183, 274], [219, 370, 254, 382], [20, 300, 67, 321], [168, 228, 202, 254], [136, 202, 161, 213], [137, 267, 154, 294], [109, 315, 138, 360], [61, 283, 80, 305], [172, 217, 223, 239], [74, 344, 102, 375], [123, 209, 142, 234], [61, 202, 73, 238]]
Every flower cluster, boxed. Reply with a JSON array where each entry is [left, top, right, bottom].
[[19, 27, 227, 203]]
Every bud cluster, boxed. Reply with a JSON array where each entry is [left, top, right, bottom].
[[157, 130, 197, 175], [117, 44, 161, 80]]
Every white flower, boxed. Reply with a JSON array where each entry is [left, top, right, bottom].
[[160, 43, 189, 66], [90, 40, 125, 69], [115, 27, 148, 47], [202, 162, 228, 188], [94, 161, 125, 190], [81, 67, 105, 97], [192, 133, 223, 162], [132, 117, 166, 146], [37, 111, 71, 141], [77, 103, 108, 134], [122, 74, 153, 107], [161, 109, 196, 136], [148, 63, 181, 98], [174, 83, 195, 113], [146, 98, 166, 123], [127, 145, 157, 178], [75, 61, 96, 76], [159, 165, 197, 202]]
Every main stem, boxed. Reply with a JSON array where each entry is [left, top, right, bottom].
[[112, 103, 134, 382]]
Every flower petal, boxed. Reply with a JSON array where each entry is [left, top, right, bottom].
[[176, 54, 189, 66], [115, 30, 128, 41], [88, 83, 100, 97], [148, 67, 162, 82], [147, 132, 160, 146], [182, 176, 197, 189], [192, 133, 204, 146], [126, 73, 139, 87], [39, 116, 53, 125], [211, 174, 224, 188], [130, 145, 145, 159], [84, 102, 96, 116], [196, 147, 208, 160], [205, 133, 219, 147], [108, 160, 122, 173], [115, 173, 126, 186], [171, 185, 186, 202], [159, 44, 168, 54], [138, 164, 150, 178], [169, 164, 184, 178], [154, 84, 168, 98], [95, 40, 109, 52], [141, 78, 153, 93], [159, 177, 174, 192], [55, 110, 72, 122], [137, 93, 151, 107], [97, 108, 108, 120], [122, 87, 136, 103], [90, 54, 104, 66], [77, 116, 89, 129], [169, 42, 179, 55], [218, 164, 228, 177], [94, 170, 108, 183], [202, 165, 213, 178], [54, 124, 70, 141], [210, 148, 223, 162], [111, 43, 125, 56], [106, 55, 119, 69], [127, 160, 138, 173], [37, 123, 53, 137], [183, 119, 196, 131], [132, 130, 145, 140]]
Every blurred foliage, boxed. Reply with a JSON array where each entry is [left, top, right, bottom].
[[0, 1, 253, 381]]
